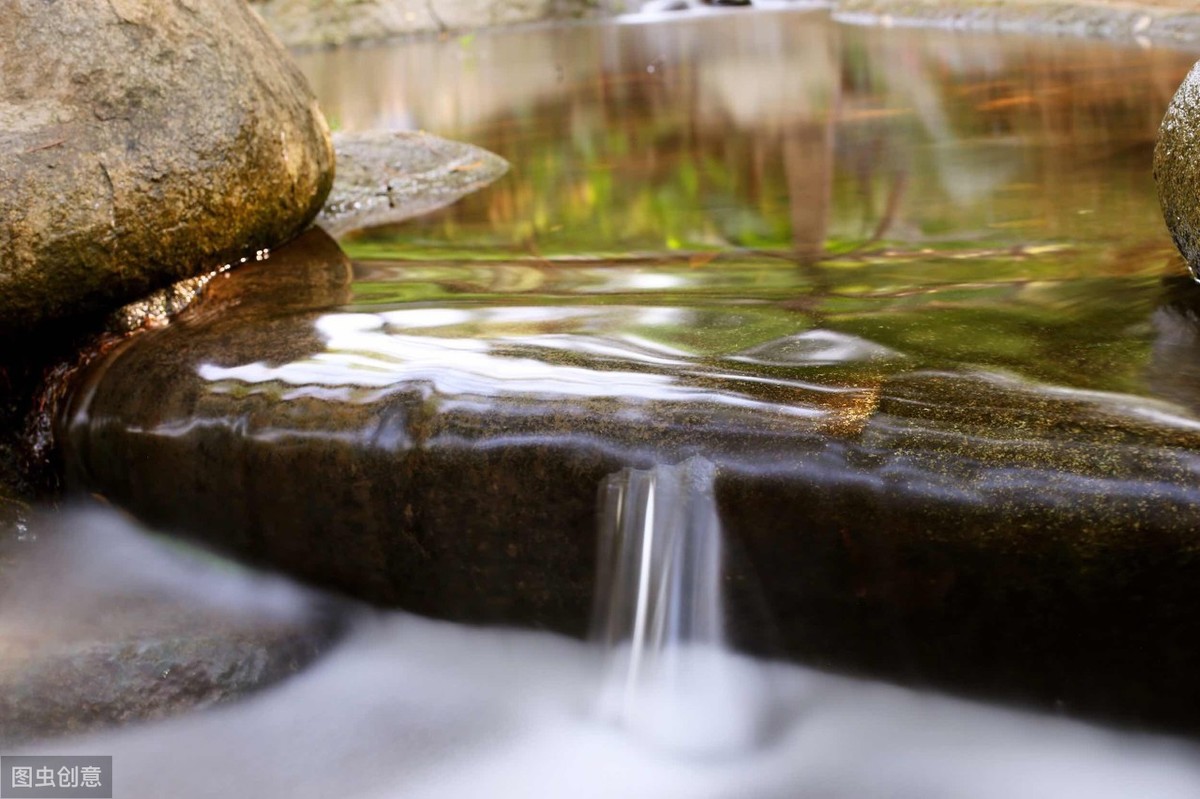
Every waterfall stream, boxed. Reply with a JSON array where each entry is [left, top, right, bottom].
[[591, 457, 764, 755]]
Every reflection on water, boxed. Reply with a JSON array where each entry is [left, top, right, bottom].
[[196, 305, 850, 421], [295, 8, 1197, 398], [297, 9, 1188, 260]]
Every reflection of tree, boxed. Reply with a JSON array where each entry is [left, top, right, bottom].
[[305, 13, 843, 257], [836, 25, 1186, 251], [785, 126, 834, 260], [302, 11, 1192, 263]]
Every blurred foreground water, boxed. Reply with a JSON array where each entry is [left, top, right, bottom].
[[5, 509, 1200, 798]]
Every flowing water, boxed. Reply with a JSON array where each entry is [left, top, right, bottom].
[[17, 6, 1200, 796], [591, 457, 764, 755], [10, 509, 1200, 798]]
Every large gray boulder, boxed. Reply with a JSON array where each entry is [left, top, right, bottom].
[[0, 0, 335, 334], [1156, 60, 1200, 278]]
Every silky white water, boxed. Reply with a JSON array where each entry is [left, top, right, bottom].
[[591, 457, 765, 755], [6, 508, 1200, 798]]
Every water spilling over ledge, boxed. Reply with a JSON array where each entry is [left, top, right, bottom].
[[46, 4, 1200, 748], [593, 457, 766, 755], [56, 226, 1200, 736]]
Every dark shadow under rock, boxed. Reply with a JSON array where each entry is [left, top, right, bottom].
[[0, 463, 28, 540]]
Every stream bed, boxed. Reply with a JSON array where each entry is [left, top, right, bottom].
[[19, 7, 1200, 795]]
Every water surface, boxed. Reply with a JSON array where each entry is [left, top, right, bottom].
[[296, 11, 1196, 398]]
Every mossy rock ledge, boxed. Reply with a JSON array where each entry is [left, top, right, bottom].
[[0, 0, 335, 335]]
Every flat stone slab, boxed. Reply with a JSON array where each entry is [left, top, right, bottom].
[[316, 131, 509, 238], [55, 231, 1200, 734]]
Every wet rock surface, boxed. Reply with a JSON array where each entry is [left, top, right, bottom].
[[58, 232, 1200, 735], [1156, 60, 1200, 278], [0, 0, 334, 336], [0, 510, 347, 747]]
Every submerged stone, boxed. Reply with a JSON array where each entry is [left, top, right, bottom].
[[58, 232, 1200, 734], [0, 0, 334, 335], [0, 511, 346, 747]]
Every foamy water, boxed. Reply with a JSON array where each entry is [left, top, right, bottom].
[[6, 510, 1200, 798], [34, 613, 1200, 799]]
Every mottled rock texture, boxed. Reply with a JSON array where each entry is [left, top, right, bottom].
[[0, 0, 335, 335], [1156, 60, 1200, 278], [317, 131, 509, 237]]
